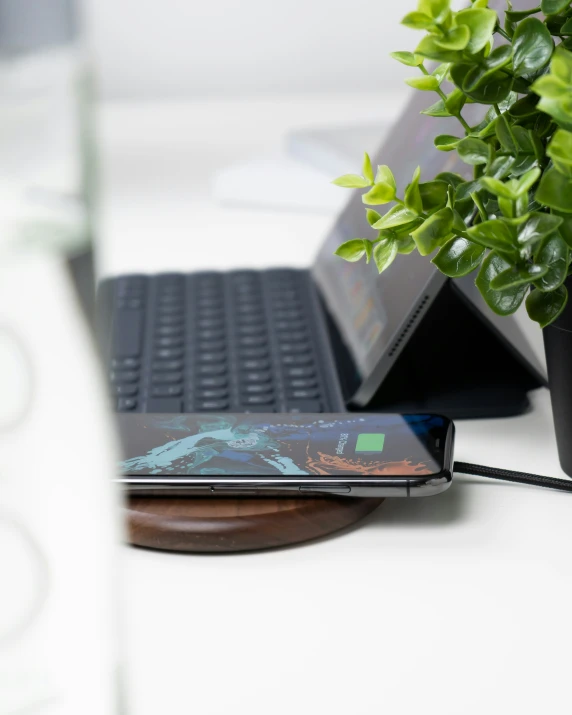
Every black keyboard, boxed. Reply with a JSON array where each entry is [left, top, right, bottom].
[[98, 269, 340, 414]]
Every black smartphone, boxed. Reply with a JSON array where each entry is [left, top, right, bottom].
[[116, 413, 454, 497]]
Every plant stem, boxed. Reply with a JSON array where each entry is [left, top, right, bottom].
[[419, 62, 471, 134], [471, 192, 488, 223], [495, 24, 511, 42]]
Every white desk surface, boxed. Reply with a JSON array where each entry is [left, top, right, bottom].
[[98, 95, 572, 715]]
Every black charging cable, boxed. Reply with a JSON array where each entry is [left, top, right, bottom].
[[454, 462, 572, 493]]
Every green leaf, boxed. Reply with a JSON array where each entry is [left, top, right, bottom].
[[456, 180, 482, 201], [541, 0, 570, 15], [362, 182, 396, 205], [475, 251, 528, 316], [444, 88, 466, 116], [432, 236, 486, 277], [402, 11, 435, 30], [554, 210, 572, 248], [551, 47, 572, 86], [411, 207, 454, 256], [455, 8, 497, 54], [488, 155, 516, 180], [396, 236, 417, 254], [332, 174, 371, 188], [390, 51, 423, 67], [405, 75, 440, 91], [534, 232, 569, 292], [547, 129, 572, 177], [508, 94, 540, 119], [435, 172, 465, 189], [415, 35, 465, 63], [366, 209, 382, 226], [419, 0, 450, 22], [434, 134, 462, 151], [513, 18, 554, 79], [480, 176, 518, 199], [372, 205, 419, 230], [431, 62, 450, 84], [435, 25, 470, 51], [335, 239, 371, 262], [467, 219, 516, 252], [457, 137, 489, 165], [496, 115, 517, 153], [536, 167, 572, 213], [531, 75, 569, 100], [362, 153, 374, 184], [517, 212, 563, 247], [562, 18, 572, 35], [373, 240, 398, 274], [463, 45, 513, 92], [419, 181, 449, 212], [490, 264, 548, 291], [536, 95, 572, 133], [461, 69, 514, 105], [375, 165, 397, 190], [526, 285, 568, 327], [506, 5, 541, 21], [420, 98, 452, 117], [404, 166, 424, 215]]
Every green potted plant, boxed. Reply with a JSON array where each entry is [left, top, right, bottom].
[[333, 0, 572, 473]]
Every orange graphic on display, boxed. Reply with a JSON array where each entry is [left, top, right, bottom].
[[305, 453, 433, 476]]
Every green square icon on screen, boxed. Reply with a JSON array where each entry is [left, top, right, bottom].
[[356, 433, 385, 453]]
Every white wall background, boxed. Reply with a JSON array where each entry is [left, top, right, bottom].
[[83, 0, 417, 99]]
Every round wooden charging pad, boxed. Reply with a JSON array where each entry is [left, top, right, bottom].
[[126, 496, 384, 553]]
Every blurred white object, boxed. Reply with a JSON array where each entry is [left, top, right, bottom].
[[0, 252, 124, 715], [212, 123, 389, 214], [0, 0, 94, 257]]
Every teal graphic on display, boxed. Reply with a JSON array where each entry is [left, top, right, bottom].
[[119, 414, 445, 477]]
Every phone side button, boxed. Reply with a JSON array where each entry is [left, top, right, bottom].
[[299, 485, 351, 494]]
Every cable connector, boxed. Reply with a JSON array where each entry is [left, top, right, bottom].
[[454, 461, 572, 493]]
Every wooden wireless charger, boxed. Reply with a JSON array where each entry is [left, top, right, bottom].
[[126, 495, 384, 553]]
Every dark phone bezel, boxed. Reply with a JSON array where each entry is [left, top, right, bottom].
[[117, 413, 455, 497]]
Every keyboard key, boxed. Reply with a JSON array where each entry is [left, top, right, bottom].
[[118, 397, 137, 411], [282, 354, 312, 366], [277, 331, 307, 342], [155, 348, 184, 360], [152, 360, 183, 372], [239, 348, 268, 359], [152, 371, 183, 384], [112, 384, 138, 397], [197, 388, 228, 400], [158, 314, 184, 326], [237, 324, 265, 336], [286, 400, 322, 413], [112, 357, 140, 369], [198, 329, 225, 341], [244, 394, 274, 405], [241, 371, 271, 383], [279, 343, 309, 354], [197, 399, 229, 411], [152, 385, 183, 397], [198, 318, 224, 330], [285, 367, 315, 378], [287, 378, 317, 389], [113, 309, 143, 358], [198, 364, 227, 376], [157, 325, 183, 337], [288, 388, 320, 399], [155, 336, 183, 348], [239, 336, 267, 348], [243, 384, 273, 395], [198, 340, 226, 352], [110, 370, 139, 384], [197, 376, 228, 389], [242, 406, 277, 413], [199, 352, 226, 364], [240, 359, 270, 371], [146, 398, 182, 413]]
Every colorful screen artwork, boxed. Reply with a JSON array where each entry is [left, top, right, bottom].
[[118, 413, 447, 477]]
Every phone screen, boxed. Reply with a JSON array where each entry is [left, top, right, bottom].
[[118, 413, 450, 477]]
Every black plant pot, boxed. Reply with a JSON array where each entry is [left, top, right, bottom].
[[543, 275, 572, 477]]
